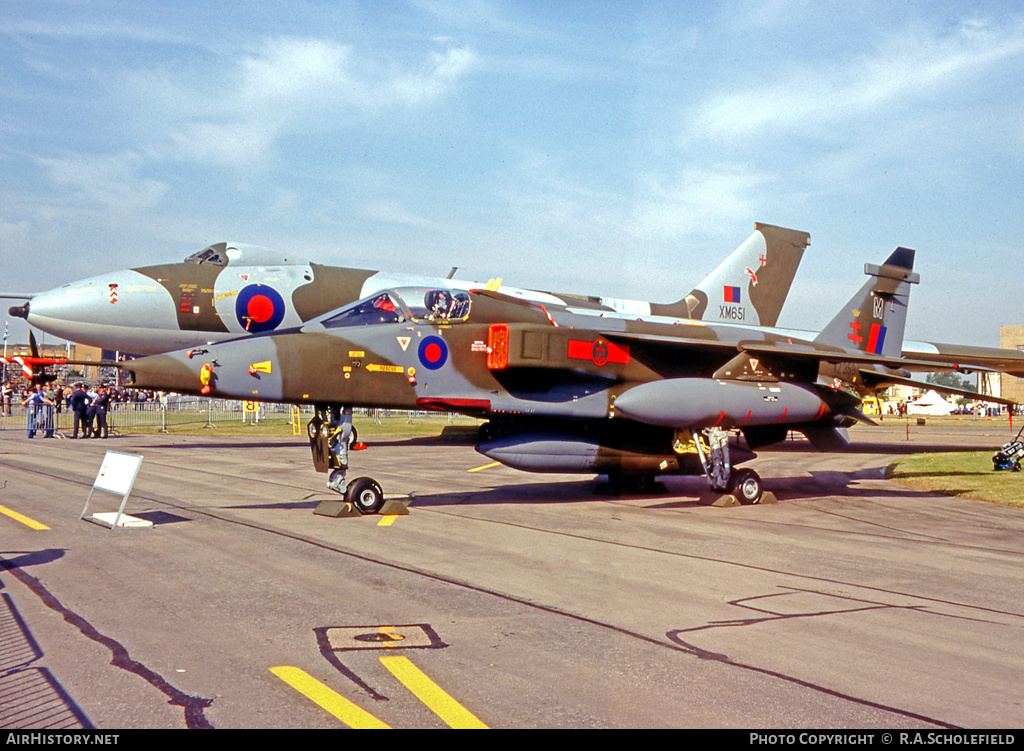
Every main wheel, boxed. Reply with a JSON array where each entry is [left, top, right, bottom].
[[730, 468, 763, 505], [346, 477, 385, 514]]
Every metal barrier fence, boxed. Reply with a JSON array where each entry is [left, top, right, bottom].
[[0, 399, 459, 435]]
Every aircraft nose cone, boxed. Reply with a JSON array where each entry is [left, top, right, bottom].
[[8, 302, 29, 319], [26, 270, 178, 354]]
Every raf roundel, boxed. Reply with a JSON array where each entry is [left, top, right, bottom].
[[417, 336, 449, 370], [235, 284, 286, 333]]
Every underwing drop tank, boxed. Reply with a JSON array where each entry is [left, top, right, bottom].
[[612, 379, 846, 429], [477, 431, 754, 476]]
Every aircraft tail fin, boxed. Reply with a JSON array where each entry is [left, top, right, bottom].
[[813, 248, 919, 358], [651, 223, 810, 327]]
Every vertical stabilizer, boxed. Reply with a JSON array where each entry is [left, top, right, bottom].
[[814, 248, 919, 357], [652, 222, 810, 327]]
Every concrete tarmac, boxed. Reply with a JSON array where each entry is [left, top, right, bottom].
[[1, 422, 1023, 729]]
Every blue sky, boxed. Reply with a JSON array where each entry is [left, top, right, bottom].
[[2, 0, 1022, 347]]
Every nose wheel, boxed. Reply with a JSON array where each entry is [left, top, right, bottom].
[[345, 477, 385, 515], [729, 467, 763, 505]]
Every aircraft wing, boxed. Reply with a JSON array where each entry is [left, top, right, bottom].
[[735, 340, 962, 372], [857, 369, 1015, 406], [901, 342, 1024, 378]]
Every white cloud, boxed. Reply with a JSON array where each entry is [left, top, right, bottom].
[[36, 151, 168, 214], [152, 37, 478, 167], [689, 18, 1024, 143]]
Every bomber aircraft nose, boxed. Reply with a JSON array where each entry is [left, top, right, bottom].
[[25, 270, 185, 354]]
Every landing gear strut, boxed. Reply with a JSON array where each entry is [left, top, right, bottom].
[[693, 427, 762, 505], [308, 405, 385, 514]]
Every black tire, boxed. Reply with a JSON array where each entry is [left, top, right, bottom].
[[346, 477, 385, 514], [730, 468, 763, 505], [347, 426, 358, 447]]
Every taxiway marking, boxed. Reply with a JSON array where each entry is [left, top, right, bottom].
[[0, 504, 49, 531], [468, 462, 500, 473], [270, 666, 390, 729], [377, 515, 399, 527], [380, 655, 488, 729]]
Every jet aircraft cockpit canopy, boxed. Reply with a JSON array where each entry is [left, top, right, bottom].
[[184, 242, 301, 266], [321, 288, 472, 329]]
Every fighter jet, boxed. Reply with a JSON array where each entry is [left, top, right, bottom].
[[7, 223, 810, 355], [116, 245, 1006, 513]]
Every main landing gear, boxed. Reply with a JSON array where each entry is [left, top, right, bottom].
[[308, 405, 386, 514], [692, 427, 763, 505]]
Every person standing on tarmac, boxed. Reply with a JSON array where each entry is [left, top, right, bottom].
[[69, 383, 92, 439], [91, 386, 112, 438], [21, 384, 54, 438]]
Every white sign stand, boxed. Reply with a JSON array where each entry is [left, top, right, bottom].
[[80, 451, 150, 530]]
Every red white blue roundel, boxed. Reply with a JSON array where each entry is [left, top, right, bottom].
[[235, 284, 286, 333], [418, 336, 448, 370]]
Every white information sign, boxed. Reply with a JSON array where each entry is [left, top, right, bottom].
[[80, 451, 147, 530], [93, 452, 143, 495]]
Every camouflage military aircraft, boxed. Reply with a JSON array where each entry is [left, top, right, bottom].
[[9, 221, 1023, 382], [113, 245, 1001, 513], [7, 223, 809, 355]]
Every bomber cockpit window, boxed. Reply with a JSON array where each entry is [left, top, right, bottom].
[[184, 242, 229, 265], [322, 293, 404, 329], [411, 289, 472, 322]]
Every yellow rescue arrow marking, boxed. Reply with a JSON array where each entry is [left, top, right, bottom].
[[366, 364, 405, 374], [379, 655, 488, 729], [0, 505, 49, 531], [270, 666, 390, 729]]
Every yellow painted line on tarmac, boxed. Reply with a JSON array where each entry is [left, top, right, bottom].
[[377, 515, 399, 527], [380, 655, 488, 729], [0, 505, 49, 531], [270, 666, 390, 729], [468, 462, 500, 473]]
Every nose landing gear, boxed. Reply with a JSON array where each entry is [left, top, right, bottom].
[[308, 405, 389, 515]]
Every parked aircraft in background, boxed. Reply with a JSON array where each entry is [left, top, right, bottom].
[[111, 246, 1012, 512], [7, 223, 809, 355]]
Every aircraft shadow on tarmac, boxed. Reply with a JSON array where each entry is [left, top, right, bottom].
[[403, 462, 959, 510]]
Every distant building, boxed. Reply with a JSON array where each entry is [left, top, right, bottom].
[[999, 325, 1024, 404]]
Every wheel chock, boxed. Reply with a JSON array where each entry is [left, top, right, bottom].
[[698, 490, 779, 507], [378, 500, 409, 516], [313, 500, 360, 518], [698, 491, 740, 507], [313, 499, 410, 517]]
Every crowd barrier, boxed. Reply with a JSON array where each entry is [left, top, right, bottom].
[[0, 399, 451, 435]]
